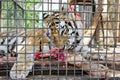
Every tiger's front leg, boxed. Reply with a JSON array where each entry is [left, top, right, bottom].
[[10, 45, 35, 79], [10, 30, 45, 79], [10, 35, 41, 79]]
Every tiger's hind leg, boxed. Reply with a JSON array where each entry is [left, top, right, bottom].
[[10, 46, 34, 79]]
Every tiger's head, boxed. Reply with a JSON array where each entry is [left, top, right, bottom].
[[42, 4, 83, 50], [42, 5, 70, 49]]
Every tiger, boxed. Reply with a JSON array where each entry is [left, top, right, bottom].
[[0, 4, 90, 79]]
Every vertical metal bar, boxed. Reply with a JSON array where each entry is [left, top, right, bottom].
[[33, 0, 35, 80], [118, 0, 120, 42], [21, 1, 24, 29], [116, 0, 119, 41], [0, 1, 1, 32], [14, 0, 17, 30], [13, 0, 18, 78], [112, 0, 117, 47], [6, 0, 9, 78]]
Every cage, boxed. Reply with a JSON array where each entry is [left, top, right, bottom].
[[0, 0, 120, 80]]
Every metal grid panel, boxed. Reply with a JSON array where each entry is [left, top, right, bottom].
[[0, 0, 120, 80]]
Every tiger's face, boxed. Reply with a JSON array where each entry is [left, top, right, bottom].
[[43, 7, 70, 49], [43, 5, 74, 36], [43, 5, 84, 52]]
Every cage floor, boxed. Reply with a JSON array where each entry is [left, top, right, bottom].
[[0, 47, 120, 79], [0, 76, 101, 80], [0, 75, 120, 80]]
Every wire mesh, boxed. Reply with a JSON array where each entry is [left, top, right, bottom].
[[0, 0, 120, 80]]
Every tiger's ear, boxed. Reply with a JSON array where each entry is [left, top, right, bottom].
[[43, 13, 49, 20]]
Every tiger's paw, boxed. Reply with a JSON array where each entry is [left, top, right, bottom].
[[10, 62, 33, 79], [10, 55, 34, 79]]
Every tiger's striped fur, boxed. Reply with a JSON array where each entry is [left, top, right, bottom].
[[0, 5, 89, 79]]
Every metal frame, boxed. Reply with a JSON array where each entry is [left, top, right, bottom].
[[0, 0, 120, 80]]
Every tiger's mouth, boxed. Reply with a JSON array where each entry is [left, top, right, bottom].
[[52, 34, 68, 49]]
